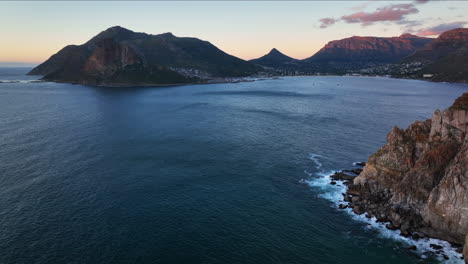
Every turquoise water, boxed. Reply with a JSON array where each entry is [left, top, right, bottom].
[[0, 68, 466, 264]]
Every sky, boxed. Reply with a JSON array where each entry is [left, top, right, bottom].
[[1, 1, 467, 65]]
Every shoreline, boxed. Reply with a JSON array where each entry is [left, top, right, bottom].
[[306, 162, 465, 263], [25, 76, 263, 88], [21, 73, 468, 88]]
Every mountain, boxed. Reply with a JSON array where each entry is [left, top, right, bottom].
[[403, 28, 468, 82], [348, 93, 468, 248], [406, 28, 468, 62], [302, 34, 433, 72], [28, 26, 259, 86], [250, 48, 299, 69]]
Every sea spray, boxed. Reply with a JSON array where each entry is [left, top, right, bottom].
[[303, 155, 464, 264]]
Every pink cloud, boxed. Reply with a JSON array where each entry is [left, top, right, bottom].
[[415, 21, 467, 36], [319, 18, 336, 29], [341, 4, 419, 26]]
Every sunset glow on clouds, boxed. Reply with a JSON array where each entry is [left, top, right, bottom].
[[341, 4, 419, 26], [318, 0, 467, 37], [319, 0, 433, 28], [1, 1, 467, 64], [415, 21, 468, 36]]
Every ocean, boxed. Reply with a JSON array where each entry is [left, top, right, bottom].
[[0, 67, 466, 264]]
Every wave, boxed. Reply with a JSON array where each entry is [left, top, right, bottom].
[[0, 80, 41, 84], [303, 155, 464, 264], [308, 153, 323, 169]]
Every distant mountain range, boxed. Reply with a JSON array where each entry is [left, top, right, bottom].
[[29, 26, 468, 85], [250, 33, 433, 73]]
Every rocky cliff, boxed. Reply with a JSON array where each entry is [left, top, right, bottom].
[[300, 34, 433, 74], [406, 28, 468, 63], [305, 34, 433, 64], [399, 28, 468, 83], [349, 93, 468, 251]]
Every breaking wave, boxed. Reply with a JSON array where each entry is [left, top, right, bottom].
[[302, 154, 464, 264]]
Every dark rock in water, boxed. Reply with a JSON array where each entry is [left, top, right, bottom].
[[331, 172, 356, 181], [400, 222, 411, 232], [353, 206, 365, 215], [353, 168, 363, 174], [407, 245, 417, 250], [430, 244, 443, 250], [442, 254, 449, 260], [342, 168, 363, 175], [365, 214, 372, 219], [400, 231, 410, 237], [338, 204, 348, 209], [343, 195, 352, 202], [355, 162, 366, 167], [412, 233, 422, 240], [330, 181, 337, 185], [386, 224, 398, 230], [376, 215, 388, 223]]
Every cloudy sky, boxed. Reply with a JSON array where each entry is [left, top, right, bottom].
[[1, 1, 467, 65]]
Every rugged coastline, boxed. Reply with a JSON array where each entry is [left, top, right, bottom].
[[331, 93, 468, 263]]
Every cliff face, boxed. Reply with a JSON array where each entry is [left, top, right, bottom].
[[352, 93, 468, 245], [306, 34, 433, 64], [402, 28, 468, 82], [408, 28, 468, 62]]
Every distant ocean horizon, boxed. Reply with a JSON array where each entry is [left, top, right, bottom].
[[0, 67, 467, 264]]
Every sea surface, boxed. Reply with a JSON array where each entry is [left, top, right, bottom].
[[0, 68, 467, 264]]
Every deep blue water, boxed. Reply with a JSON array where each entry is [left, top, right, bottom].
[[0, 68, 466, 264]]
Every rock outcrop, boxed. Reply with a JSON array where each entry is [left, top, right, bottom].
[[350, 93, 468, 251]]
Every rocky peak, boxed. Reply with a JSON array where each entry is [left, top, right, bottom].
[[87, 26, 148, 47], [158, 32, 175, 38], [268, 48, 282, 55], [438, 28, 468, 41], [450, 91, 468, 110], [103, 26, 133, 34], [399, 33, 422, 39], [250, 48, 297, 68]]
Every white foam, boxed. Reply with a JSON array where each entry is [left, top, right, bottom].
[[302, 156, 464, 264], [308, 153, 323, 169]]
